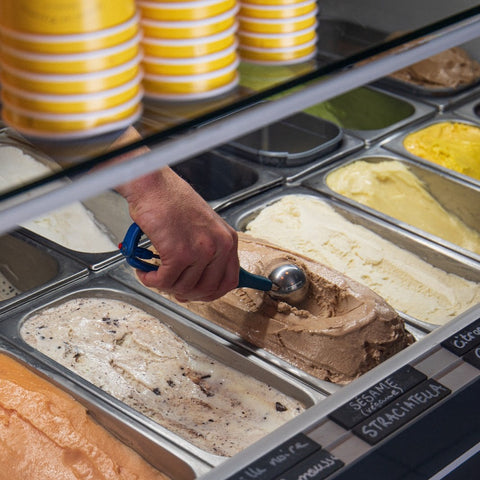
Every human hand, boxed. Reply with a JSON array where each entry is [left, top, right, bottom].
[[117, 166, 240, 302]]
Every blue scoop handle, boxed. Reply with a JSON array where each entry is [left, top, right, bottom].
[[238, 267, 272, 291], [120, 223, 273, 291]]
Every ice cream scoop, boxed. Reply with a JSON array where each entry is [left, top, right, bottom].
[[238, 263, 309, 304], [120, 223, 308, 303]]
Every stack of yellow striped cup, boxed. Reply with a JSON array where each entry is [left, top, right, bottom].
[[237, 0, 317, 65], [137, 0, 240, 100], [0, 0, 143, 139]]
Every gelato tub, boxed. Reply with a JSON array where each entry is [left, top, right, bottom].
[[171, 150, 283, 211], [0, 133, 134, 269], [375, 40, 480, 111], [0, 231, 87, 313], [302, 86, 435, 145], [221, 186, 480, 329], [3, 275, 321, 463], [0, 340, 208, 480], [453, 94, 480, 125], [220, 112, 343, 167], [383, 45, 480, 96], [317, 153, 480, 261], [384, 117, 480, 186]]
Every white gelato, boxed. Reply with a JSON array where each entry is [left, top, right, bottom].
[[0, 145, 117, 252], [21, 296, 306, 457]]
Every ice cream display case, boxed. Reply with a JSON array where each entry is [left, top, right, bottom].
[[0, 0, 479, 479]]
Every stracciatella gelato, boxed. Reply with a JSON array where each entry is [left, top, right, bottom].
[[158, 233, 414, 385], [0, 145, 117, 252], [0, 353, 169, 480], [0, 271, 22, 300], [21, 297, 305, 457], [326, 160, 480, 255], [245, 195, 480, 325], [403, 122, 480, 181], [389, 46, 480, 89]]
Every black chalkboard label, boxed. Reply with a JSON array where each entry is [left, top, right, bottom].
[[328, 365, 427, 429], [352, 379, 451, 445], [277, 449, 344, 480], [441, 318, 480, 357], [227, 434, 321, 480], [463, 345, 480, 370]]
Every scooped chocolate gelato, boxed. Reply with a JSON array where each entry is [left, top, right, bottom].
[[159, 233, 414, 385]]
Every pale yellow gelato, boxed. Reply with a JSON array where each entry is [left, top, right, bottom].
[[326, 160, 480, 255], [403, 122, 480, 181], [245, 195, 480, 325]]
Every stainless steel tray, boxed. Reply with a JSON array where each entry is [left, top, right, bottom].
[[0, 273, 324, 467], [219, 112, 343, 167], [0, 230, 87, 314], [219, 185, 480, 329], [302, 85, 437, 147], [171, 149, 283, 212], [0, 129, 134, 270], [382, 114, 480, 188], [19, 189, 136, 271], [0, 338, 208, 479], [303, 146, 480, 264], [373, 40, 480, 112], [215, 133, 364, 201], [453, 93, 480, 124]]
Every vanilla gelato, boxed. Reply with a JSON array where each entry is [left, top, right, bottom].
[[161, 233, 414, 385], [403, 122, 480, 181], [21, 297, 305, 457], [0, 145, 117, 252], [326, 160, 480, 255], [0, 353, 168, 480], [245, 195, 480, 325]]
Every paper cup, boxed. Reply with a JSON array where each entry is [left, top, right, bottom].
[[0, 55, 143, 95], [142, 43, 238, 75], [142, 25, 236, 58], [138, 0, 236, 22], [140, 6, 238, 39], [238, 10, 317, 34], [1, 74, 142, 114], [143, 58, 239, 95], [2, 92, 143, 138], [144, 74, 238, 101], [0, 0, 136, 35], [239, 0, 317, 20], [239, 39, 316, 64], [0, 14, 140, 54], [0, 34, 142, 74], [238, 25, 316, 49]]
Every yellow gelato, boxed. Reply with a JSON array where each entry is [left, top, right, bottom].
[[326, 160, 480, 255], [403, 122, 480, 181], [0, 353, 168, 480]]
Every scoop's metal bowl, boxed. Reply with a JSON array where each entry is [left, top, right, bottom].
[[268, 264, 308, 304]]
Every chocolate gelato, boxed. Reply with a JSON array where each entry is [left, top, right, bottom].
[[162, 233, 414, 385]]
